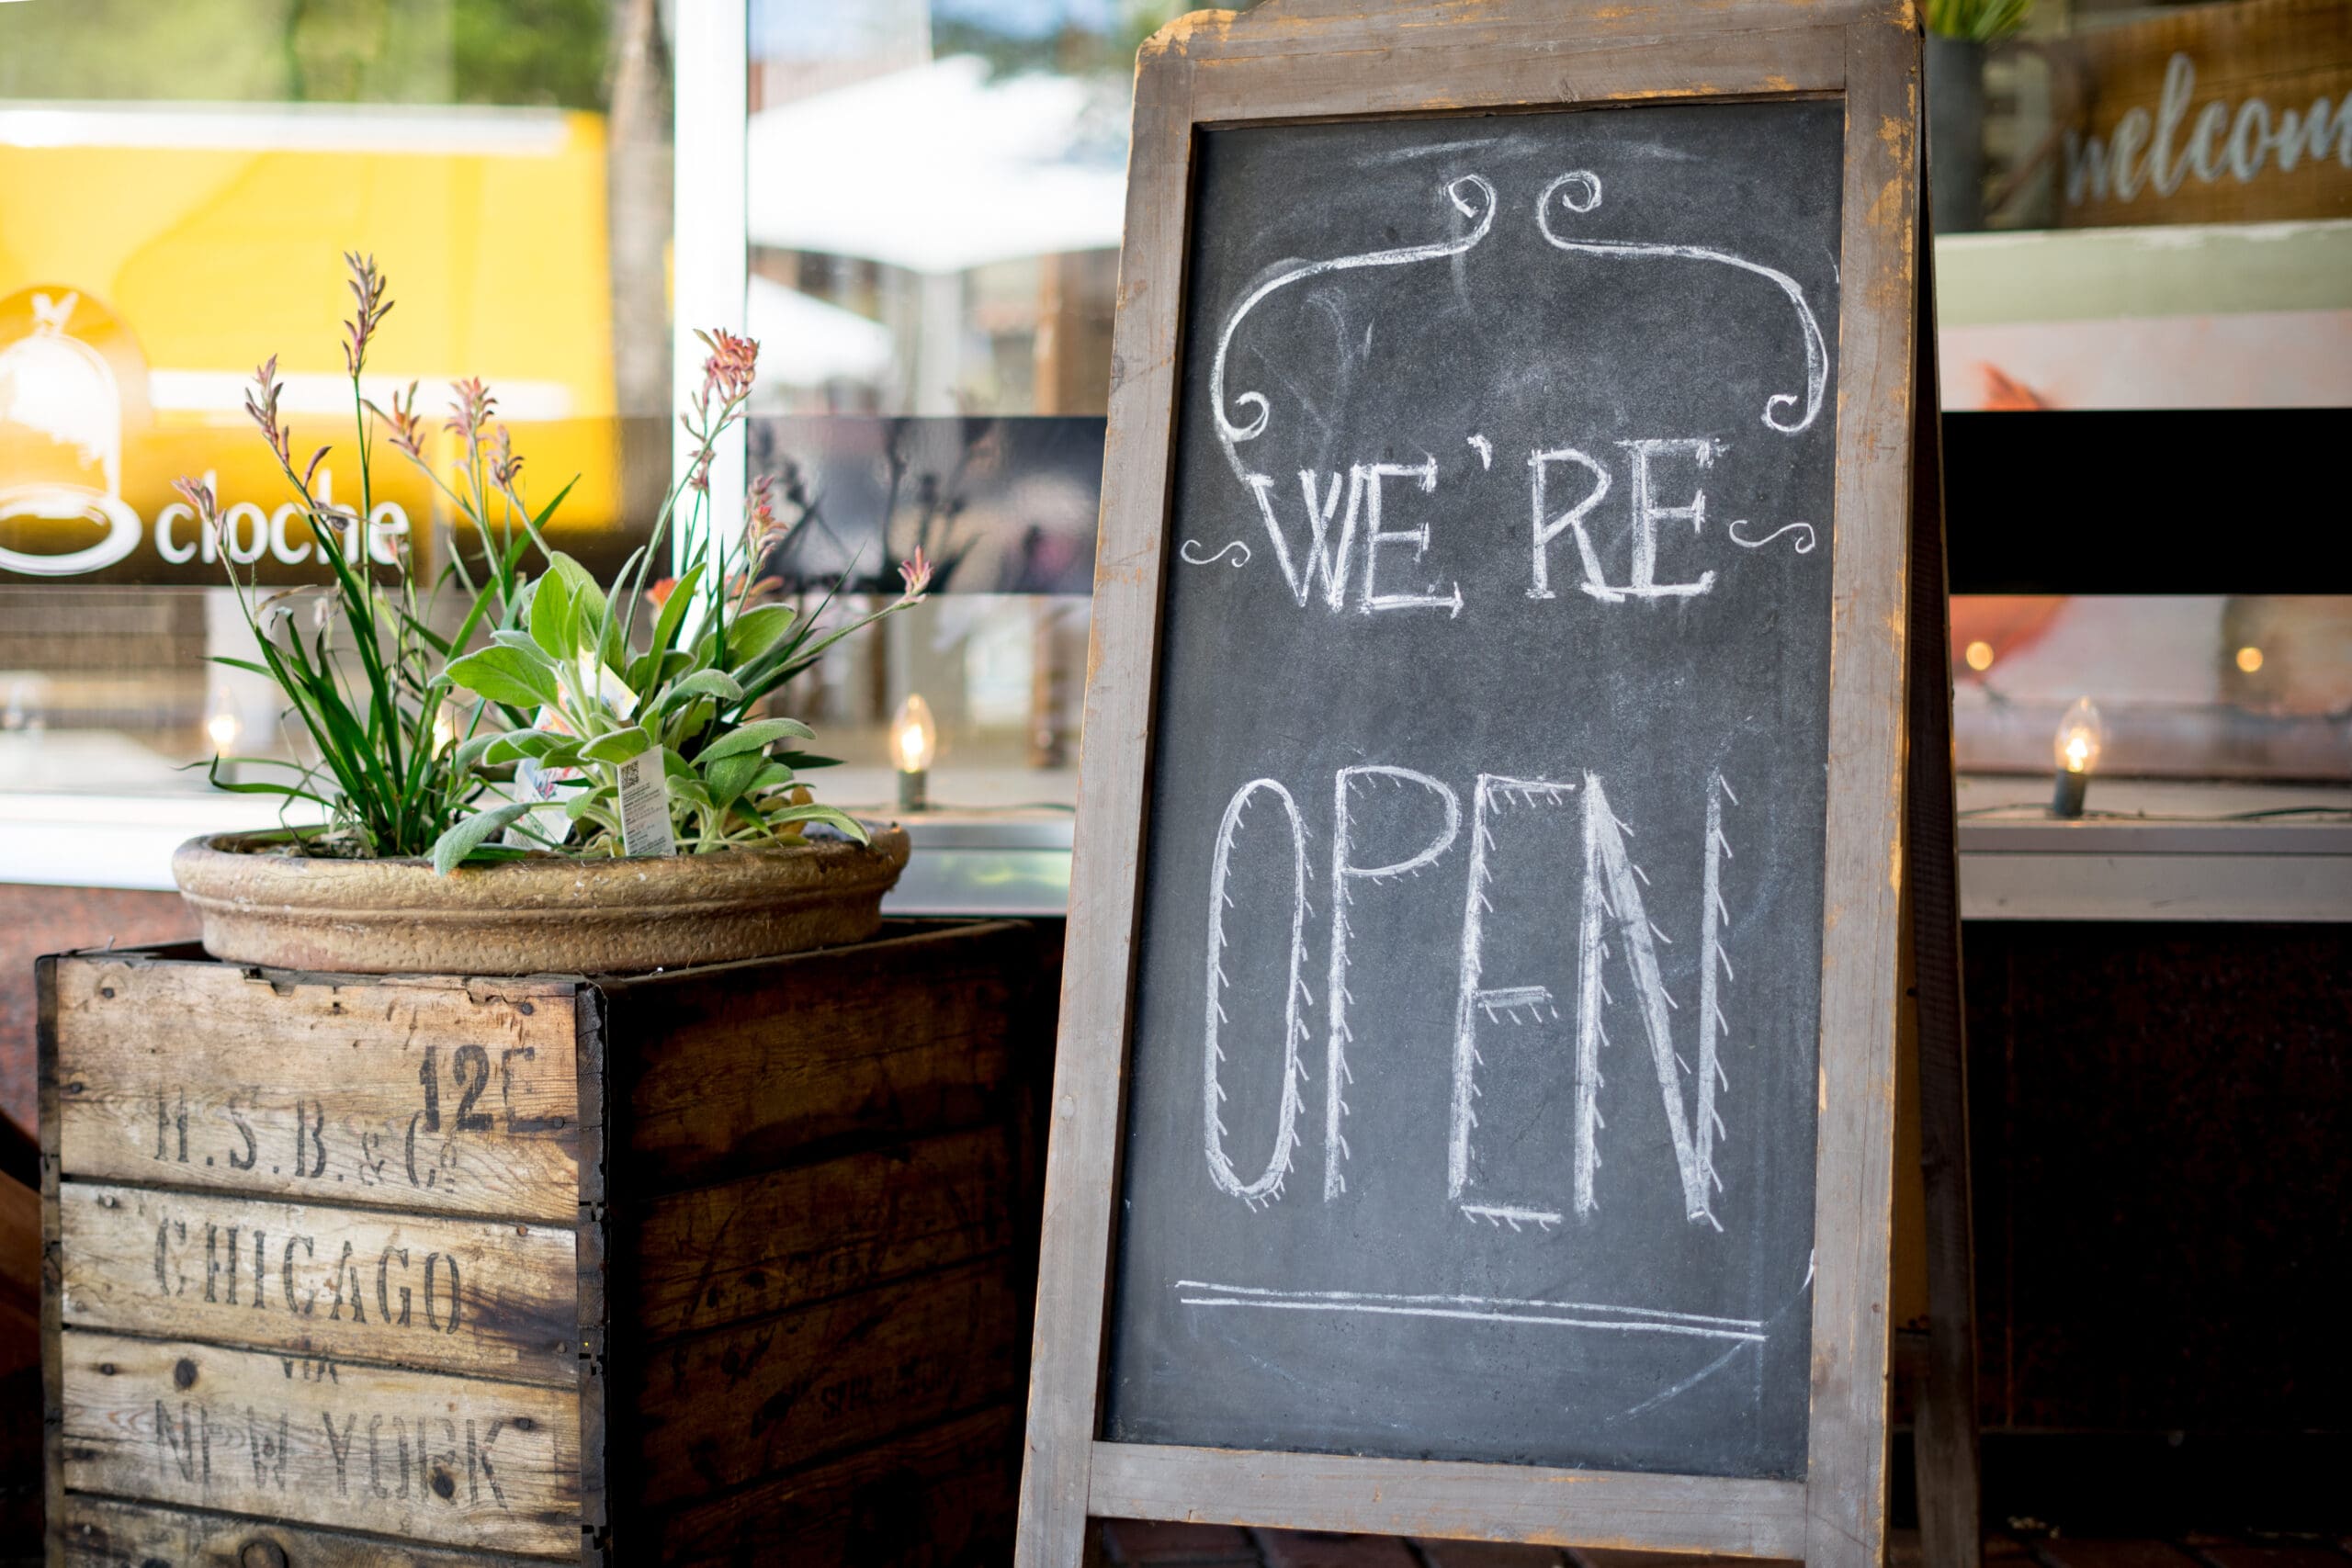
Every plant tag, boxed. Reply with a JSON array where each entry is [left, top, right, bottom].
[[503, 757, 563, 848], [616, 750, 676, 858]]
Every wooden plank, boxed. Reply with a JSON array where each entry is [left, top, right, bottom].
[[629, 1255, 1024, 1510], [55, 1491, 565, 1566], [608, 921, 1044, 1190], [50, 954, 583, 1224], [647, 1402, 1023, 1565], [1152, 0, 1883, 60], [1905, 201, 1983, 1568], [1087, 1445, 1809, 1560], [630, 1126, 1016, 1342], [1802, 13, 1921, 1568], [571, 986, 610, 1545], [1185, 24, 1849, 123], [39, 953, 66, 1568], [55, 1181, 579, 1387], [57, 1329, 581, 1557], [1013, 21, 1198, 1564]]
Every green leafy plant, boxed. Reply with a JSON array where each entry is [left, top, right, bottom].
[[173, 254, 523, 860], [1925, 0, 2030, 42], [432, 329, 931, 872]]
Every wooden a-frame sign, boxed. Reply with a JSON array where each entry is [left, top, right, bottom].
[[1021, 3, 1936, 1564]]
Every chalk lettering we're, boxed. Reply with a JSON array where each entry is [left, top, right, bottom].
[[1184, 166, 1826, 609]]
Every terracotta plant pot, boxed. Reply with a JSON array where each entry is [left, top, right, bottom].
[[171, 827, 912, 976]]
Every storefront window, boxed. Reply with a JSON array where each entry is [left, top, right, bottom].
[[732, 0, 1182, 813], [2, 0, 2343, 893], [0, 0, 673, 801], [1929, 0, 2349, 788]]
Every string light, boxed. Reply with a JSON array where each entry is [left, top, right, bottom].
[[203, 687, 243, 754], [2051, 696, 2103, 818], [1963, 639, 1995, 672], [893, 692, 935, 812], [2235, 646, 2264, 674]]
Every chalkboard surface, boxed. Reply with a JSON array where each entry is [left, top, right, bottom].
[[1102, 99, 1846, 1482]]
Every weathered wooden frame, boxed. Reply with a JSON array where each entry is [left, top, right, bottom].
[[1018, 2, 1925, 1564]]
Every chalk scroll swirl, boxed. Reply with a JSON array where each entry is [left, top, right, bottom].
[[1536, 170, 1827, 436], [1181, 538, 1252, 568], [1727, 518, 1817, 554], [1210, 174, 1498, 481]]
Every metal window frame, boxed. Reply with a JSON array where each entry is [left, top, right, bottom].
[[671, 0, 750, 577]]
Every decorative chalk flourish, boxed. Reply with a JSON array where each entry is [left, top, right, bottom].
[[1727, 519, 1817, 554], [1181, 538, 1253, 568], [1536, 170, 1827, 436], [1211, 173, 1498, 482]]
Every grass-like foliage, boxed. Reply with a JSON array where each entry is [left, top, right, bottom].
[[173, 254, 537, 861], [1925, 0, 2031, 41]]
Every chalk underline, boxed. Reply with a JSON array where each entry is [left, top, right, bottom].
[[1172, 1280, 1766, 1341]]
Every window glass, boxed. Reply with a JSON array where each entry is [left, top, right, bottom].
[[5, 0, 2344, 851], [738, 0, 1184, 813], [1951, 594, 2351, 780], [0, 0, 673, 795], [1927, 0, 2350, 787]]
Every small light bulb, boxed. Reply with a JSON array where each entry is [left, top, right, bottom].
[[2050, 696, 2104, 818], [203, 688, 243, 754], [893, 692, 935, 811], [2235, 645, 2264, 674], [893, 693, 935, 773], [1963, 639, 1995, 672]]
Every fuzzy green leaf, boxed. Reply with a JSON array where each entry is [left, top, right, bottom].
[[565, 785, 614, 823], [432, 801, 537, 875], [572, 591, 610, 671], [745, 761, 796, 795], [661, 670, 745, 710], [765, 801, 871, 844], [526, 572, 576, 660], [648, 563, 705, 657], [699, 717, 816, 764], [489, 629, 558, 667], [483, 729, 563, 764], [548, 551, 606, 629], [447, 646, 559, 710], [578, 726, 652, 764], [663, 696, 717, 752], [723, 604, 797, 666], [704, 751, 765, 809], [453, 731, 506, 773]]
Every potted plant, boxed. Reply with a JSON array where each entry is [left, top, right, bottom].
[[169, 254, 929, 974]]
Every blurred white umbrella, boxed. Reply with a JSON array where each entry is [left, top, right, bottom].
[[748, 54, 1125, 276], [746, 274, 896, 385]]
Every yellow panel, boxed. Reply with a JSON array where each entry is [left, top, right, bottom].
[[0, 110, 620, 551]]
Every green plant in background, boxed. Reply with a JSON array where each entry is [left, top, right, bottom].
[[1925, 0, 2031, 41], [173, 254, 528, 861], [431, 330, 931, 872]]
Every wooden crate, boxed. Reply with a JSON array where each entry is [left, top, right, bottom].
[[37, 919, 1058, 1565]]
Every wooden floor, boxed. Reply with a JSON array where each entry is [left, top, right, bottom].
[[1098, 1526, 2352, 1568]]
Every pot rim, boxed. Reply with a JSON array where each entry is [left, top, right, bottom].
[[173, 823, 913, 917]]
